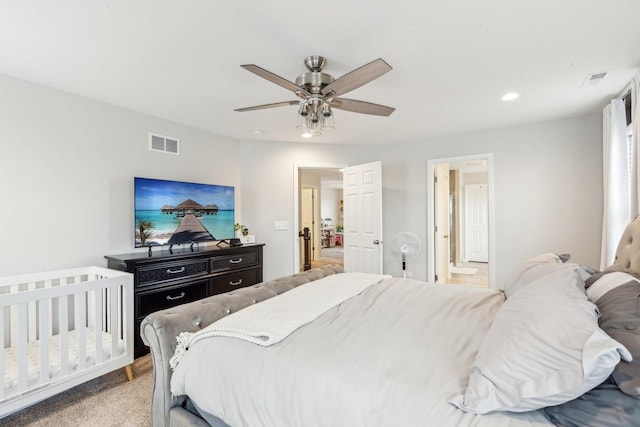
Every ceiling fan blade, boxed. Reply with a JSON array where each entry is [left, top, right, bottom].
[[235, 100, 300, 112], [241, 64, 310, 97], [321, 58, 392, 98], [331, 98, 395, 116]]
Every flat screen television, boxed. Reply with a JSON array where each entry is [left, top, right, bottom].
[[134, 177, 235, 248]]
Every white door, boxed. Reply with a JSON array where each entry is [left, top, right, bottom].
[[342, 161, 383, 274], [435, 163, 450, 282], [465, 183, 488, 262]]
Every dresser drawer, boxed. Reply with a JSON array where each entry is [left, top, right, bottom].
[[137, 279, 208, 317], [209, 269, 258, 295], [210, 251, 257, 272], [137, 259, 209, 287]]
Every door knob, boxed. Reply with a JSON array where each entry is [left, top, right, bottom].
[[373, 239, 380, 245]]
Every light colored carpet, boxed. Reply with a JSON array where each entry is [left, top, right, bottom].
[[310, 246, 344, 269], [1, 355, 153, 426]]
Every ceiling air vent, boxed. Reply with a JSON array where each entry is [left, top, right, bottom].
[[149, 133, 180, 155], [581, 71, 607, 87]]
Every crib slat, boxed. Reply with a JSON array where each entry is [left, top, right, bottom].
[[94, 289, 103, 363], [38, 299, 50, 385], [17, 303, 28, 393], [10, 284, 18, 348], [45, 279, 55, 337], [105, 285, 111, 335], [76, 292, 87, 370], [110, 285, 118, 358], [27, 282, 37, 343], [117, 284, 123, 340], [59, 295, 69, 377]]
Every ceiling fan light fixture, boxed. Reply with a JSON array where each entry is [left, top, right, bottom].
[[321, 105, 335, 132], [296, 109, 309, 129], [236, 56, 395, 138]]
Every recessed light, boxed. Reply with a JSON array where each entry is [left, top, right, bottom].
[[252, 130, 264, 134], [501, 92, 519, 101]]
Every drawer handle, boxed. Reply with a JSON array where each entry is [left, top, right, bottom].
[[229, 279, 243, 286], [229, 258, 243, 264], [166, 292, 186, 301], [166, 267, 186, 274]]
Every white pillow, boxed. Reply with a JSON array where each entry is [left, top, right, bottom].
[[586, 271, 640, 303], [502, 252, 563, 297], [450, 266, 631, 414]]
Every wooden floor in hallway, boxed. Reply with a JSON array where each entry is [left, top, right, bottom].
[[445, 261, 489, 288]]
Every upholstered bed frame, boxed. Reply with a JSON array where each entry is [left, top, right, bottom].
[[140, 216, 640, 427], [610, 215, 640, 272], [140, 264, 344, 427]]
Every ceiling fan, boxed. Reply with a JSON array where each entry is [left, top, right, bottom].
[[234, 55, 395, 137]]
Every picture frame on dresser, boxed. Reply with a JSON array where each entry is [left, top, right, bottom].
[[105, 243, 264, 358]]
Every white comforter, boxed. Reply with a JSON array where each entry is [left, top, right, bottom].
[[171, 278, 554, 427], [170, 272, 389, 370]]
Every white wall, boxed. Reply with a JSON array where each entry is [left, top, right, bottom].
[[0, 73, 603, 287], [320, 188, 342, 225], [376, 116, 603, 284], [240, 115, 603, 285], [237, 141, 375, 280], [0, 74, 241, 276]]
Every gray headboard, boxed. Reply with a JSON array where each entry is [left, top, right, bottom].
[[140, 264, 344, 427], [611, 214, 640, 273]]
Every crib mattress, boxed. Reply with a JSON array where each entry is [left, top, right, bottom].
[[3, 328, 126, 395]]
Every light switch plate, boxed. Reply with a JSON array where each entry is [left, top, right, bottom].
[[274, 220, 289, 230]]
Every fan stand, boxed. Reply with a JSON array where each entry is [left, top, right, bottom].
[[401, 253, 408, 278], [390, 231, 421, 279]]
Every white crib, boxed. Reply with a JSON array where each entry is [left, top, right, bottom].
[[0, 266, 134, 417]]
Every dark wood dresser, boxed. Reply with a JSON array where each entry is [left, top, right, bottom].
[[105, 244, 264, 358]]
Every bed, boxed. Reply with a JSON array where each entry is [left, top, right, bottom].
[[141, 219, 640, 427]]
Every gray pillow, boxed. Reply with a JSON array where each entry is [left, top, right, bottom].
[[585, 264, 640, 288], [543, 376, 640, 427], [596, 281, 640, 397]]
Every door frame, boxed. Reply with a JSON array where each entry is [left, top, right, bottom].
[[426, 153, 496, 288], [300, 185, 319, 265], [434, 162, 451, 282], [293, 162, 348, 273]]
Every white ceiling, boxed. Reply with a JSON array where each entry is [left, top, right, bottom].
[[1, 1, 639, 145]]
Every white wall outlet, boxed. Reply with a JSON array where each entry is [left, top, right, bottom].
[[274, 221, 289, 230]]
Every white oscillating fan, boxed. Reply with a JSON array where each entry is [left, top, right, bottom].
[[390, 232, 422, 278]]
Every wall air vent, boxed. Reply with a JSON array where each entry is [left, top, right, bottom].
[[581, 71, 608, 87], [149, 133, 180, 155]]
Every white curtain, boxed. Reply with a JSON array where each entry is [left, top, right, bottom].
[[632, 72, 640, 215], [600, 98, 629, 269]]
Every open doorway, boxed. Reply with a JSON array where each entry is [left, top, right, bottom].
[[426, 154, 495, 289], [295, 166, 345, 272]]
